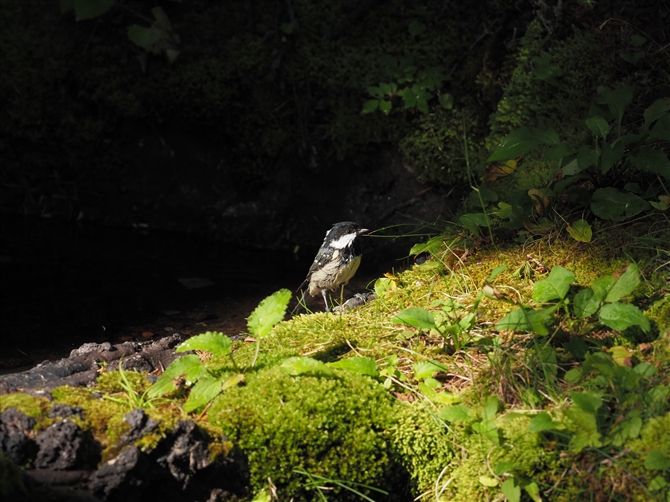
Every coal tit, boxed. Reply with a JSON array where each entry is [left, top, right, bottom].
[[300, 222, 368, 312]]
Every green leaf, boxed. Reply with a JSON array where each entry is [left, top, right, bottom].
[[523, 482, 542, 502], [280, 356, 335, 377], [643, 97, 670, 130], [147, 354, 206, 397], [127, 25, 165, 54], [596, 86, 633, 129], [531, 53, 564, 88], [488, 265, 508, 282], [543, 142, 576, 161], [645, 450, 670, 470], [495, 461, 515, 476], [576, 145, 599, 171], [591, 187, 650, 221], [473, 418, 499, 444], [566, 406, 602, 453], [649, 475, 668, 492], [609, 415, 642, 446], [633, 362, 656, 377], [413, 360, 447, 380], [560, 158, 583, 176], [528, 412, 561, 432], [438, 404, 472, 422], [177, 331, 233, 356], [566, 219, 592, 243], [585, 116, 611, 138], [591, 275, 617, 301], [247, 289, 291, 338], [533, 266, 575, 302], [482, 395, 499, 421], [599, 303, 650, 333], [183, 374, 222, 412], [439, 93, 454, 110], [460, 213, 490, 234], [393, 308, 436, 329], [496, 305, 558, 336], [487, 127, 559, 162], [379, 100, 392, 115], [564, 367, 582, 383], [629, 148, 670, 180], [605, 263, 640, 302], [479, 476, 499, 487], [600, 142, 624, 174], [329, 357, 379, 377], [501, 478, 521, 502], [573, 288, 601, 318], [570, 391, 603, 413], [649, 113, 670, 141], [362, 99, 380, 114], [67, 0, 115, 21], [418, 382, 458, 405]]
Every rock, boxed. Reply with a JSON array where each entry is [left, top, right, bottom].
[[88, 446, 155, 502], [0, 408, 37, 465], [35, 420, 100, 470], [121, 409, 158, 444]]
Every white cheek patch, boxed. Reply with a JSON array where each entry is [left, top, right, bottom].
[[330, 232, 357, 249]]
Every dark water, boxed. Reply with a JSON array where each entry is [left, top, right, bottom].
[[0, 216, 318, 373]]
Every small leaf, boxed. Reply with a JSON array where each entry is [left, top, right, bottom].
[[533, 266, 575, 303], [183, 374, 222, 412], [362, 99, 380, 114], [393, 308, 436, 329], [600, 142, 624, 174], [488, 265, 508, 282], [439, 93, 454, 110], [543, 142, 576, 161], [591, 275, 617, 301], [177, 331, 233, 356], [438, 404, 472, 422], [528, 412, 561, 432], [599, 303, 650, 333], [147, 354, 206, 397], [488, 127, 559, 162], [479, 476, 499, 487], [629, 148, 670, 180], [591, 187, 650, 221], [329, 357, 379, 377], [524, 482, 542, 502], [570, 391, 603, 414], [573, 288, 601, 318], [127, 25, 165, 54], [596, 86, 633, 128], [496, 306, 558, 336], [482, 395, 499, 421], [585, 116, 611, 138], [71, 0, 115, 21], [280, 356, 335, 377], [379, 100, 392, 115], [643, 97, 670, 130], [502, 478, 521, 502], [247, 289, 291, 338], [566, 219, 592, 242], [413, 360, 447, 380], [605, 263, 640, 302], [460, 213, 490, 234], [645, 450, 670, 470]]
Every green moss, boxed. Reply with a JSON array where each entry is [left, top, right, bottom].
[[646, 295, 670, 335], [208, 367, 408, 501], [0, 393, 50, 421]]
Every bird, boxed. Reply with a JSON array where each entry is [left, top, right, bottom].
[[299, 222, 368, 312]]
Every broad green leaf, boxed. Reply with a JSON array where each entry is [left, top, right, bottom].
[[366, 86, 383, 98], [329, 357, 379, 377], [482, 395, 499, 421], [147, 354, 207, 397], [633, 362, 656, 377], [487, 127, 559, 162], [566, 219, 592, 242], [418, 382, 458, 405], [566, 406, 602, 453], [561, 158, 583, 176], [496, 305, 558, 336], [591, 275, 617, 301], [643, 97, 670, 130], [533, 266, 575, 302], [649, 476, 668, 491], [591, 187, 649, 221], [247, 289, 291, 338], [400, 88, 417, 108], [460, 213, 489, 234], [479, 476, 499, 487], [379, 100, 392, 115], [502, 478, 521, 502], [177, 331, 233, 356], [222, 373, 245, 390], [524, 482, 542, 502], [609, 415, 642, 446], [127, 25, 165, 54], [564, 367, 582, 383], [413, 360, 447, 380], [473, 419, 499, 444], [528, 412, 561, 432], [629, 148, 670, 180], [183, 374, 222, 412], [600, 142, 624, 174], [596, 85, 633, 128], [573, 288, 601, 319], [438, 404, 472, 422], [570, 391, 603, 413], [599, 303, 650, 333], [65, 0, 115, 21], [362, 99, 380, 114], [543, 142, 576, 161], [585, 116, 611, 138], [280, 356, 335, 377], [576, 145, 599, 170], [605, 263, 640, 302], [488, 265, 508, 282], [393, 308, 436, 329], [531, 54, 564, 88], [645, 450, 670, 470], [494, 461, 515, 476], [439, 93, 454, 110], [649, 113, 670, 141], [251, 489, 272, 502]]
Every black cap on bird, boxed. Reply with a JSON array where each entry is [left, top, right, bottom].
[[300, 222, 368, 311]]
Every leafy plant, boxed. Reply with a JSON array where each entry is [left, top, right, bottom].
[[362, 55, 453, 115], [148, 289, 292, 412], [102, 362, 164, 410], [494, 263, 650, 337]]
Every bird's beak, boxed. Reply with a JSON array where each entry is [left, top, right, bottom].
[[359, 228, 370, 236]]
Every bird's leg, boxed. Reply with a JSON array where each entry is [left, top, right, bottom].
[[321, 289, 330, 312]]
